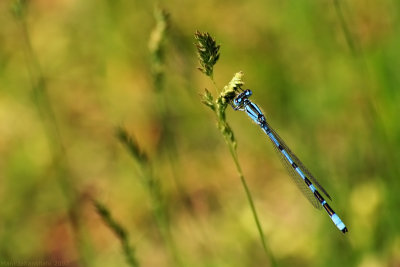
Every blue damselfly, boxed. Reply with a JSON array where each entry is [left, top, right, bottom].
[[232, 89, 348, 233]]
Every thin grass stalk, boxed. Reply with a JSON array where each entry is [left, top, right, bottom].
[[116, 127, 183, 267], [11, 1, 90, 265], [334, 2, 400, 207], [333, 0, 358, 56], [148, 7, 189, 210], [332, 0, 399, 168], [94, 201, 139, 267], [227, 144, 276, 266], [195, 32, 276, 266]]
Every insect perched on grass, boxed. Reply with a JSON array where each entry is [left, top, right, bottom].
[[231, 89, 348, 233]]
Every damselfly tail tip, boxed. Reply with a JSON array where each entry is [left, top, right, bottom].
[[342, 227, 348, 234]]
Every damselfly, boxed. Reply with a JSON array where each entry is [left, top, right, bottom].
[[231, 89, 348, 233]]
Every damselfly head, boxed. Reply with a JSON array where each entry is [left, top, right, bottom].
[[233, 89, 252, 107]]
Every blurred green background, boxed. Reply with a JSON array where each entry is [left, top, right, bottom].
[[1, 0, 399, 266]]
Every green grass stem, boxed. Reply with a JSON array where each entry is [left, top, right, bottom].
[[195, 32, 276, 266], [227, 143, 276, 267], [116, 127, 183, 267], [333, 0, 358, 56], [148, 7, 190, 212], [94, 201, 139, 267], [11, 1, 90, 265]]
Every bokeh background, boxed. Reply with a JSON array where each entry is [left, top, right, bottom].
[[1, 0, 399, 266]]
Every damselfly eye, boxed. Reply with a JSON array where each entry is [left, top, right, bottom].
[[244, 89, 252, 97], [234, 97, 242, 105]]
